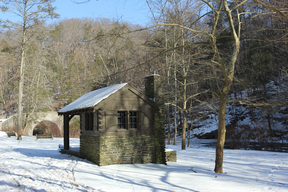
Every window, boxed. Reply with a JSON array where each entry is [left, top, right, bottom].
[[129, 111, 137, 129], [85, 112, 94, 131], [118, 111, 126, 129], [118, 111, 138, 129]]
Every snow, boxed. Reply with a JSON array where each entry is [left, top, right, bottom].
[[0, 119, 7, 122], [1, 131, 287, 191], [185, 101, 288, 140], [58, 83, 127, 113], [165, 148, 174, 152]]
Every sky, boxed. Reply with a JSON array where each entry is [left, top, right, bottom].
[[0, 0, 152, 27], [53, 0, 151, 26]]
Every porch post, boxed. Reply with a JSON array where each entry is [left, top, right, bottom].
[[64, 114, 69, 150]]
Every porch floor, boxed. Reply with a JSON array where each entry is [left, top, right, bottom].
[[59, 146, 81, 158]]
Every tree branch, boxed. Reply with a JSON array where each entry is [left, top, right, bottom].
[[253, 0, 288, 20]]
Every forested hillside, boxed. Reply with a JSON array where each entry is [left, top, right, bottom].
[[0, 0, 287, 173], [0, 17, 151, 124]]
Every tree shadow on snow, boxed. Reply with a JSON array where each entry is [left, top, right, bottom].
[[13, 147, 79, 160]]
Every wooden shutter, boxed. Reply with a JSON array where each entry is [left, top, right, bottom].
[[93, 111, 98, 131]]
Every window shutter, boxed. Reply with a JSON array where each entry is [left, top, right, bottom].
[[98, 108, 104, 132], [125, 111, 128, 129], [94, 111, 98, 131], [137, 111, 140, 130], [80, 113, 84, 130]]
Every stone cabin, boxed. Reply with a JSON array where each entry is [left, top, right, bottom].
[[58, 82, 165, 166]]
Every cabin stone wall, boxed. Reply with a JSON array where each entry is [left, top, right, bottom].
[[80, 135, 156, 166], [166, 150, 177, 162], [80, 135, 100, 164]]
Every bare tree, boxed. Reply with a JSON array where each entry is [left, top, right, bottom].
[[144, 0, 287, 173], [0, 39, 18, 118], [0, 0, 58, 140], [146, 0, 212, 149]]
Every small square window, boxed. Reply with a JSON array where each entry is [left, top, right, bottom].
[[118, 111, 138, 129]]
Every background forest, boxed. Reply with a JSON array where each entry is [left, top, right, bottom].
[[0, 0, 288, 164]]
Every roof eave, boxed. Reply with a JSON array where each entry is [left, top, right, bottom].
[[58, 107, 94, 116]]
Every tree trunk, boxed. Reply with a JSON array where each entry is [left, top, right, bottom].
[[214, 93, 228, 173], [187, 101, 193, 147], [17, 80, 23, 140], [267, 114, 273, 138], [182, 110, 187, 150], [17, 42, 26, 141], [213, 0, 240, 173], [17, 1, 28, 140], [167, 104, 171, 145], [173, 110, 177, 145], [173, 26, 177, 145], [165, 26, 171, 145], [182, 71, 187, 150]]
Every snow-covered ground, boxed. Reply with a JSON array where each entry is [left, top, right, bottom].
[[0, 131, 287, 192]]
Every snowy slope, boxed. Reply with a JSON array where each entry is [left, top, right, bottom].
[[188, 104, 288, 140], [183, 79, 288, 139], [0, 131, 287, 192]]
